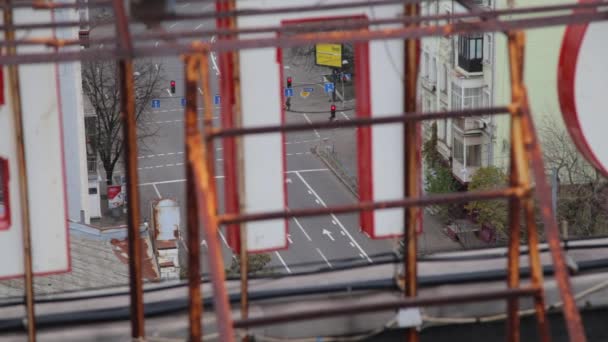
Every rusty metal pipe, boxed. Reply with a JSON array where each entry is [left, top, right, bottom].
[[2, 1, 607, 48], [112, 0, 145, 338], [506, 32, 523, 342], [2, 10, 608, 65], [193, 49, 236, 341], [524, 197, 552, 342], [220, 188, 520, 226], [403, 3, 420, 342], [185, 55, 203, 342], [4, 2, 37, 341], [208, 107, 510, 139], [233, 287, 540, 329], [0, 0, 110, 9], [518, 79, 588, 342]]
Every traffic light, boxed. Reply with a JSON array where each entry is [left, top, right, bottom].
[[170, 80, 176, 94], [330, 104, 336, 121], [287, 76, 292, 88]]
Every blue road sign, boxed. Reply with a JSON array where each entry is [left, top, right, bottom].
[[303, 87, 315, 93], [214, 94, 221, 105], [151, 99, 161, 108], [181, 97, 186, 107], [324, 82, 335, 93], [284, 88, 294, 97]]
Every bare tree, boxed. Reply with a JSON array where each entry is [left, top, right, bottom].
[[538, 115, 608, 237], [82, 59, 164, 184]]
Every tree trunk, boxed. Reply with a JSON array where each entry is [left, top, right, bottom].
[[105, 167, 114, 185]]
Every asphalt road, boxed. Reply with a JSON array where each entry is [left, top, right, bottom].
[[93, 2, 396, 275]]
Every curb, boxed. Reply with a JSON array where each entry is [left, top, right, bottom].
[[311, 145, 359, 200]]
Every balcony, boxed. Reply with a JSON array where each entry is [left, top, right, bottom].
[[457, 34, 484, 74], [453, 117, 485, 134], [457, 55, 483, 73]]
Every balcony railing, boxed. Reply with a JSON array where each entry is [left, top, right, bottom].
[[458, 55, 483, 73]]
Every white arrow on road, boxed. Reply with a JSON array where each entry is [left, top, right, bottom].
[[287, 234, 293, 244], [322, 229, 335, 242]]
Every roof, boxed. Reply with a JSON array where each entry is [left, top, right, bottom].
[[0, 222, 160, 300]]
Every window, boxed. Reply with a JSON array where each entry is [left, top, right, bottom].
[[88, 187, 98, 195], [430, 57, 437, 83], [423, 52, 429, 77], [464, 87, 483, 108], [453, 138, 464, 164], [452, 139, 481, 167], [441, 64, 448, 93], [0, 158, 11, 230], [453, 83, 483, 110], [457, 34, 484, 73], [466, 144, 482, 167], [438, 119, 445, 140], [451, 83, 462, 110]]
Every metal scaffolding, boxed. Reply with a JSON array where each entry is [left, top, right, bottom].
[[2, 0, 606, 341]]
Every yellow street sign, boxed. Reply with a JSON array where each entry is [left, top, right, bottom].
[[315, 43, 342, 68]]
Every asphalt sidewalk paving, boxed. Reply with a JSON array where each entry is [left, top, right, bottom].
[[283, 49, 462, 254]]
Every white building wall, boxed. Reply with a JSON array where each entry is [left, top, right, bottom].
[[55, 1, 90, 224]]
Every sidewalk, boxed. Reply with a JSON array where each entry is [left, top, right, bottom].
[[283, 48, 462, 254]]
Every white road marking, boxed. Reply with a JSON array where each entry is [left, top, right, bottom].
[[137, 169, 330, 186], [316, 248, 332, 268], [340, 111, 350, 121], [218, 230, 229, 248], [285, 139, 320, 145], [209, 36, 220, 76], [349, 242, 355, 247], [322, 229, 335, 242], [155, 41, 159, 47], [294, 171, 373, 263], [165, 89, 172, 97], [180, 3, 189, 8], [194, 23, 203, 30], [302, 113, 320, 138], [292, 217, 312, 241], [198, 87, 203, 95], [169, 23, 177, 28], [274, 252, 292, 274], [287, 169, 328, 174], [152, 184, 161, 198], [315, 199, 321, 205], [340, 230, 345, 235], [286, 152, 311, 156], [287, 234, 293, 244]]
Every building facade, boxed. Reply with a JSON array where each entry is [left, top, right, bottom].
[[420, 0, 569, 184]]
